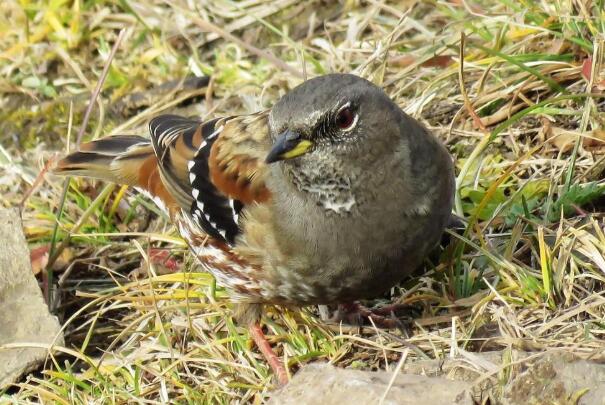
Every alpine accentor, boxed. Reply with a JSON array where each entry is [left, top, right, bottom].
[[54, 73, 455, 384]]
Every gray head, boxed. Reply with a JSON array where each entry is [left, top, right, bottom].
[[266, 74, 405, 167], [265, 74, 417, 216]]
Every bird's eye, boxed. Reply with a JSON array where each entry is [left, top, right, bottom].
[[335, 107, 356, 130]]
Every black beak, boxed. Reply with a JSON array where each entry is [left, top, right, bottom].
[[265, 130, 313, 164]]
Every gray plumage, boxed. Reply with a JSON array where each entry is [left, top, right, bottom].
[[258, 74, 455, 303]]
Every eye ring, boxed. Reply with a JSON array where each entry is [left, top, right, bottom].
[[335, 106, 357, 131]]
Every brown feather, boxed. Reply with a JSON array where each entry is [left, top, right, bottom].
[[137, 154, 180, 211], [208, 113, 272, 204]]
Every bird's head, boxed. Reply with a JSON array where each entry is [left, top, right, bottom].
[[266, 73, 407, 168], [265, 73, 419, 215]]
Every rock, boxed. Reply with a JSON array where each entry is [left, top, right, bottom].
[[399, 349, 531, 399], [0, 208, 64, 389], [268, 363, 474, 405], [271, 351, 605, 404], [502, 352, 605, 405]]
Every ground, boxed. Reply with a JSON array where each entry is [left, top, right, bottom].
[[1, 0, 604, 403]]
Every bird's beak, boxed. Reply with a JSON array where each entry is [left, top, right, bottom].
[[265, 129, 313, 163]]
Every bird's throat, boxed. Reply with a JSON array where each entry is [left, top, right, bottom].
[[285, 164, 357, 216]]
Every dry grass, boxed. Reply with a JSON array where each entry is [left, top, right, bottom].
[[1, 0, 605, 403]]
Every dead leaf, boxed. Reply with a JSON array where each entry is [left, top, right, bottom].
[[30, 245, 49, 275], [583, 129, 605, 150], [546, 125, 605, 152], [582, 57, 593, 81], [54, 247, 74, 270], [30, 245, 74, 275], [389, 55, 416, 68], [544, 125, 578, 152], [574, 56, 605, 90], [539, 117, 553, 143], [389, 54, 454, 69], [546, 37, 568, 55], [421, 55, 454, 68]]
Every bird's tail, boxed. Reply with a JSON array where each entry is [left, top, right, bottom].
[[53, 135, 155, 187], [54, 129, 199, 213], [53, 135, 182, 211]]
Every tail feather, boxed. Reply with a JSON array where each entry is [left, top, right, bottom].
[[53, 122, 204, 214], [53, 135, 153, 186]]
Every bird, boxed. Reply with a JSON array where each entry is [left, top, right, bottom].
[[53, 73, 455, 385]]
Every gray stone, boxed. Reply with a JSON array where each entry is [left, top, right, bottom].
[[268, 363, 474, 405], [502, 352, 605, 405], [0, 208, 64, 389]]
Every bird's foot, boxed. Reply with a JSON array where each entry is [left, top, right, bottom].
[[248, 323, 289, 386], [331, 302, 416, 334]]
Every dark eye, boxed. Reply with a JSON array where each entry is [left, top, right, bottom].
[[335, 107, 355, 130]]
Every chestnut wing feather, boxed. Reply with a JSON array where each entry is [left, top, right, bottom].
[[150, 111, 272, 245]]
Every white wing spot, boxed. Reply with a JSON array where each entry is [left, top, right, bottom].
[[229, 199, 239, 223], [207, 125, 224, 141]]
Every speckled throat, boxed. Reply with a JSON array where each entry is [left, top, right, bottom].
[[285, 163, 357, 216]]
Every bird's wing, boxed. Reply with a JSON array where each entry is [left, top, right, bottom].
[[149, 111, 272, 245], [147, 114, 219, 211], [54, 111, 273, 246]]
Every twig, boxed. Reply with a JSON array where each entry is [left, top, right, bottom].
[[454, 32, 488, 216], [76, 30, 128, 146], [458, 32, 488, 133]]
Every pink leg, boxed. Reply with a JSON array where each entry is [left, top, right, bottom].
[[248, 323, 289, 386]]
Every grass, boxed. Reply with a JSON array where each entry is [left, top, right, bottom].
[[1, 0, 605, 403]]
